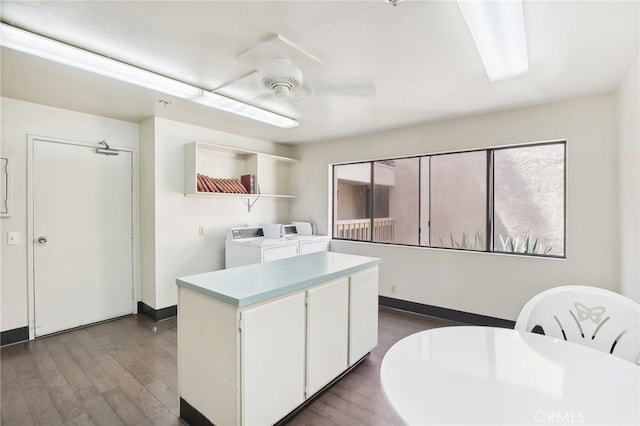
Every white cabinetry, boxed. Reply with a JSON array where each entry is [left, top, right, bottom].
[[184, 141, 297, 198], [306, 277, 349, 396], [177, 255, 379, 426], [349, 267, 379, 365], [241, 293, 306, 425]]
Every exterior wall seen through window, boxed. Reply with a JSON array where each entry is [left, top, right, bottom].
[[332, 141, 566, 258]]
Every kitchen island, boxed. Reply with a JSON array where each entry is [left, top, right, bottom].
[[176, 251, 381, 426]]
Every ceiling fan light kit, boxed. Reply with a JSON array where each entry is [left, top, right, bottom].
[[0, 23, 298, 128], [261, 58, 303, 98], [231, 34, 375, 104]]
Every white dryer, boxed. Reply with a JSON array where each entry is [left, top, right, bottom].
[[291, 221, 331, 255]]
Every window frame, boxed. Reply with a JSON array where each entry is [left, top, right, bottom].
[[490, 141, 567, 257], [331, 140, 567, 259]]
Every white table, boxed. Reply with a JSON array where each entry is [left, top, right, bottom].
[[380, 326, 640, 425]]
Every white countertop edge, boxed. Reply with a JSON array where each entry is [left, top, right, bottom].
[[175, 279, 244, 306], [176, 252, 381, 308]]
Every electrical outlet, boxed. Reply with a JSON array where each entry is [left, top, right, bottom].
[[198, 225, 205, 236], [391, 284, 397, 294]]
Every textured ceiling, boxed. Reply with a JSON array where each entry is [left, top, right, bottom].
[[1, 1, 638, 144]]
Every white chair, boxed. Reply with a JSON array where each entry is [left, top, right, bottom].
[[515, 286, 640, 365]]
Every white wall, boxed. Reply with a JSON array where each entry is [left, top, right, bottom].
[[616, 54, 640, 302], [0, 101, 300, 331], [142, 117, 295, 310], [0, 98, 139, 332], [139, 118, 157, 307], [291, 95, 621, 321]]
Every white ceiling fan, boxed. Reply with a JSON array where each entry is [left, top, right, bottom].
[[259, 57, 376, 101], [215, 35, 375, 106]]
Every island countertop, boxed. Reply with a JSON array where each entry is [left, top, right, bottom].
[[176, 251, 381, 307]]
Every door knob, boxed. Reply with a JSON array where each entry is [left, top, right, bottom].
[[38, 236, 47, 244]]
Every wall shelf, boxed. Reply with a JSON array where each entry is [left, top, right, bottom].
[[183, 193, 296, 199], [184, 142, 298, 210]]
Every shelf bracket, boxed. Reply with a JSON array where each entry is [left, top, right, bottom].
[[245, 195, 261, 212]]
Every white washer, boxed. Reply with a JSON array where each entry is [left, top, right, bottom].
[[225, 225, 330, 268]]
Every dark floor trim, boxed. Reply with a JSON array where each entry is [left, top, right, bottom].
[[180, 398, 214, 426], [379, 296, 515, 329], [179, 353, 370, 426], [1, 326, 29, 347], [138, 302, 177, 322]]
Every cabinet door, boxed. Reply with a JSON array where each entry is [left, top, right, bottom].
[[349, 267, 379, 365], [262, 244, 298, 262], [241, 293, 305, 426], [307, 277, 349, 396]]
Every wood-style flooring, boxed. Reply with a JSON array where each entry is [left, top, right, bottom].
[[1, 307, 459, 426]]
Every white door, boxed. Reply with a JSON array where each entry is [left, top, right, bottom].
[[33, 139, 134, 336]]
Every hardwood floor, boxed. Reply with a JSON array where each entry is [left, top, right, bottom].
[[1, 307, 459, 425], [288, 308, 459, 426]]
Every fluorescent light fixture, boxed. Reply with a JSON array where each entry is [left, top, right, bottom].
[[194, 91, 298, 128], [457, 0, 529, 82], [0, 23, 203, 99], [0, 23, 299, 128]]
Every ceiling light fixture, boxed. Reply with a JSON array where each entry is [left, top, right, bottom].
[[0, 23, 298, 128], [0, 23, 202, 99], [385, 0, 403, 6], [194, 91, 299, 128], [261, 58, 304, 98], [457, 0, 529, 82]]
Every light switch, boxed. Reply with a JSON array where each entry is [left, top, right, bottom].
[[7, 231, 19, 245]]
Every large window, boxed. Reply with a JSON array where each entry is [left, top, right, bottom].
[[332, 141, 566, 258]]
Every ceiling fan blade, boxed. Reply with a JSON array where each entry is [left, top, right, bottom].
[[306, 77, 375, 97]]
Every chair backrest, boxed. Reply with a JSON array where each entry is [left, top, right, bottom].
[[515, 286, 640, 365]]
